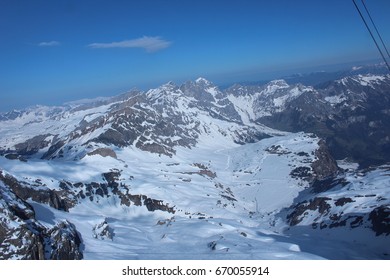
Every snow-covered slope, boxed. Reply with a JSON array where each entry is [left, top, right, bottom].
[[283, 165, 390, 259], [226, 80, 314, 122], [0, 132, 332, 260]]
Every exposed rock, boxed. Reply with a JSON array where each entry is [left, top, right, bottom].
[[287, 197, 332, 226], [286, 164, 390, 239], [102, 170, 121, 185], [207, 241, 217, 250], [4, 153, 27, 162], [96, 128, 129, 147], [0, 224, 45, 260], [369, 206, 390, 236], [0, 181, 45, 260], [290, 166, 312, 180], [266, 145, 291, 155], [53, 171, 176, 214], [93, 219, 114, 240], [180, 163, 217, 179], [335, 197, 355, 207], [1, 182, 82, 259], [311, 140, 339, 180], [87, 148, 117, 159], [0, 171, 73, 211], [41, 140, 65, 159], [311, 177, 348, 193], [14, 134, 52, 156], [144, 197, 175, 213], [47, 220, 83, 260], [1, 178, 85, 260]]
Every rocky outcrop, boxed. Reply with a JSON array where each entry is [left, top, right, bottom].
[[14, 134, 52, 156], [93, 219, 114, 240], [87, 147, 117, 159], [41, 140, 65, 159], [47, 220, 83, 260], [0, 180, 83, 260], [0, 182, 45, 260], [0, 171, 73, 211], [4, 153, 27, 162], [369, 206, 390, 236], [286, 165, 390, 237], [287, 197, 332, 226], [56, 171, 176, 214], [288, 138, 338, 183], [311, 140, 339, 180]]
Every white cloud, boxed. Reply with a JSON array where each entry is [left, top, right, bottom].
[[38, 41, 61, 47], [88, 36, 171, 52]]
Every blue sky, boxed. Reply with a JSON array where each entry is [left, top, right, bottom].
[[1, 0, 389, 112]]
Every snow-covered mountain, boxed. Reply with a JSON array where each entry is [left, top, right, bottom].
[[1, 73, 389, 259], [226, 79, 315, 121], [0, 78, 278, 161], [258, 74, 390, 166]]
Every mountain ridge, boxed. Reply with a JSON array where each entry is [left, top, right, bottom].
[[1, 70, 389, 260], [1, 72, 389, 165]]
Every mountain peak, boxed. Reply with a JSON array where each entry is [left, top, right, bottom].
[[195, 77, 213, 86], [161, 81, 177, 89], [267, 79, 289, 88], [338, 74, 387, 87], [260, 79, 290, 96]]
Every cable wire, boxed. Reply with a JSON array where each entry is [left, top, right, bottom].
[[361, 0, 390, 59], [352, 0, 390, 71]]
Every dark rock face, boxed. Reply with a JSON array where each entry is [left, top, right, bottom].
[[286, 196, 371, 231], [14, 134, 53, 156], [334, 197, 355, 206], [311, 140, 339, 180], [369, 206, 390, 236], [287, 197, 332, 226], [311, 177, 348, 194], [102, 171, 121, 185], [0, 171, 73, 211], [47, 220, 83, 260], [4, 153, 27, 162], [93, 219, 113, 240], [143, 197, 175, 213], [41, 140, 65, 159], [0, 179, 83, 260], [289, 167, 312, 180], [287, 138, 339, 183], [180, 79, 243, 123], [87, 148, 117, 158], [0, 181, 45, 260], [89, 95, 199, 157], [0, 223, 46, 260]]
